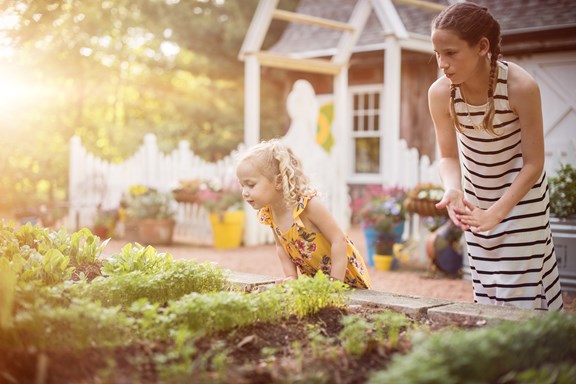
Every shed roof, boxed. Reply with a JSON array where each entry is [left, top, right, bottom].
[[269, 0, 576, 57]]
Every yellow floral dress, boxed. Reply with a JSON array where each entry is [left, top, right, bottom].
[[258, 196, 372, 289]]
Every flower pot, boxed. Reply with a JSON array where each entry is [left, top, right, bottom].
[[363, 221, 405, 267], [136, 219, 175, 245], [172, 189, 199, 204], [93, 225, 112, 239], [374, 254, 394, 271], [209, 211, 245, 249]]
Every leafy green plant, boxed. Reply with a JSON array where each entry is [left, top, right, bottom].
[[371, 311, 412, 349], [499, 362, 576, 384], [281, 271, 349, 317], [306, 323, 335, 359], [100, 243, 175, 276], [339, 314, 372, 356], [549, 163, 576, 218], [81, 260, 229, 307], [0, 296, 135, 350], [0, 265, 17, 329], [368, 312, 576, 384], [0, 224, 107, 286]]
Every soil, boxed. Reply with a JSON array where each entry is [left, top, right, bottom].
[[0, 303, 483, 384]]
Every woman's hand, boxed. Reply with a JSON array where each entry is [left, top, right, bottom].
[[456, 200, 503, 233], [435, 188, 469, 231]]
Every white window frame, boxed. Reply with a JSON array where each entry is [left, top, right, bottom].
[[347, 84, 385, 185]]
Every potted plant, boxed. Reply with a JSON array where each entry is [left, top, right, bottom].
[[172, 179, 204, 204], [92, 208, 118, 239], [549, 163, 576, 219], [122, 185, 177, 245], [548, 163, 576, 293], [350, 185, 407, 267], [194, 178, 244, 249], [373, 234, 396, 271]]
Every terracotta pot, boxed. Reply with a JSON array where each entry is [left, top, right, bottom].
[[93, 225, 111, 239], [135, 219, 176, 245]]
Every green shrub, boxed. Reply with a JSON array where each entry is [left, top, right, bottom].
[[549, 163, 576, 218], [369, 312, 576, 384], [79, 260, 229, 306], [0, 296, 135, 350]]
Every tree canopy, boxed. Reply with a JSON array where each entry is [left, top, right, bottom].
[[0, 0, 298, 215]]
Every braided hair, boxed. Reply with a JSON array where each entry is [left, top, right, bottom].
[[432, 2, 502, 135]]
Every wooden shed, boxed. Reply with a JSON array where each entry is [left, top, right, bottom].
[[239, 0, 576, 186]]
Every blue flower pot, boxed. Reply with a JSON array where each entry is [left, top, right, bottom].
[[363, 221, 404, 267]]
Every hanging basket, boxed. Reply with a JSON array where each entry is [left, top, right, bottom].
[[172, 189, 199, 204], [404, 197, 448, 217]]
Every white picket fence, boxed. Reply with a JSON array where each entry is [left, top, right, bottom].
[[68, 133, 246, 245], [68, 131, 441, 249]]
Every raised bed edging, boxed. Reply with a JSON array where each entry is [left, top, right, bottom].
[[227, 272, 545, 324]]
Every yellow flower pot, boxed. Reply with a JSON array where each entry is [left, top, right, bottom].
[[374, 254, 394, 271], [209, 211, 245, 249]]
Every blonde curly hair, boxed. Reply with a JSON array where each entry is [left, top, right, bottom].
[[238, 139, 317, 207]]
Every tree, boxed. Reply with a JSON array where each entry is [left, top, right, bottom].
[[0, 0, 298, 215]]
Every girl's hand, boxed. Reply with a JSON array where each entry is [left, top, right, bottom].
[[435, 188, 469, 231], [457, 200, 502, 233]]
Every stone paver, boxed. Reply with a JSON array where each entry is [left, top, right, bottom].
[[228, 272, 541, 323]]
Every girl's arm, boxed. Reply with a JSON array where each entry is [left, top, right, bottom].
[[458, 63, 545, 232], [428, 78, 468, 230], [274, 232, 298, 281], [303, 197, 348, 281]]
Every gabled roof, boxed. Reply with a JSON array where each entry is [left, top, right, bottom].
[[269, 0, 576, 57]]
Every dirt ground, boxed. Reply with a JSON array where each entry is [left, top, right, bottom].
[[102, 225, 576, 309]]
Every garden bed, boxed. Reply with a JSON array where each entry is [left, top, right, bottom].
[[0, 302, 488, 384], [1, 223, 575, 384]]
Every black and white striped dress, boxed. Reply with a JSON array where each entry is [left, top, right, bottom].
[[455, 61, 563, 310]]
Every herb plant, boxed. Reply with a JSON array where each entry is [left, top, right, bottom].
[[549, 163, 576, 218]]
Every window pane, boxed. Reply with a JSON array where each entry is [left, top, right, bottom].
[[363, 114, 370, 132], [354, 137, 380, 173]]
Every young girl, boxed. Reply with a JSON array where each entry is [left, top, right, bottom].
[[428, 2, 563, 310], [236, 139, 372, 289]]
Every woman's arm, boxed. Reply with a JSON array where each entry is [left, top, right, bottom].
[[428, 78, 468, 230], [489, 63, 545, 215], [303, 198, 348, 281]]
